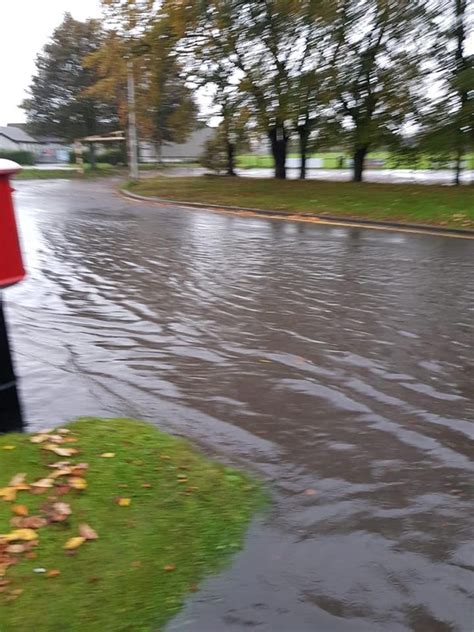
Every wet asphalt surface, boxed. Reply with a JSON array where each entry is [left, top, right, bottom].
[[4, 180, 474, 631]]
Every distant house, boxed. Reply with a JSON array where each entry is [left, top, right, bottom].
[[140, 127, 214, 163], [0, 126, 40, 155], [1, 125, 71, 163]]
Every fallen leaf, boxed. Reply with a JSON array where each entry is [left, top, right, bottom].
[[46, 569, 61, 578], [9, 517, 25, 528], [43, 444, 78, 457], [117, 498, 131, 507], [100, 453, 115, 458], [2, 445, 16, 450], [55, 485, 71, 496], [31, 478, 54, 489], [5, 529, 38, 542], [22, 516, 48, 529], [52, 502, 72, 516], [163, 564, 175, 572], [9, 474, 26, 487], [6, 544, 26, 554], [64, 537, 86, 550], [50, 468, 72, 480], [0, 487, 17, 502], [141, 483, 152, 488], [78, 524, 98, 540], [58, 428, 70, 434], [25, 551, 37, 560], [30, 434, 51, 444], [47, 461, 71, 469], [160, 455, 171, 460], [12, 505, 29, 517], [68, 477, 87, 490]]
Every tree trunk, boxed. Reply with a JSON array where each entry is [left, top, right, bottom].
[[298, 127, 309, 180], [454, 148, 462, 186], [89, 143, 97, 171], [226, 141, 236, 176], [353, 145, 368, 182], [269, 125, 288, 179]]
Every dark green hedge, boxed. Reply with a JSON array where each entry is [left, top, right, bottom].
[[0, 150, 36, 165]]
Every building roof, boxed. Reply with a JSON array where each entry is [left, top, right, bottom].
[[0, 126, 39, 144]]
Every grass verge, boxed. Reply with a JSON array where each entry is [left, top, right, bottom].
[[0, 418, 263, 631], [125, 176, 474, 230], [14, 164, 120, 180]]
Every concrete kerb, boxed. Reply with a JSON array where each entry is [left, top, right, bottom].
[[120, 187, 474, 240]]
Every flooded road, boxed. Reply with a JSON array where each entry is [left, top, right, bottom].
[[5, 180, 474, 631]]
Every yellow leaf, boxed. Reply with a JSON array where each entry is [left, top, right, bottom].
[[69, 477, 87, 490], [0, 487, 17, 502], [2, 445, 16, 450], [31, 478, 54, 489], [46, 569, 61, 578], [117, 498, 131, 507], [12, 505, 29, 517], [100, 453, 115, 458], [64, 537, 86, 550], [5, 529, 38, 542]]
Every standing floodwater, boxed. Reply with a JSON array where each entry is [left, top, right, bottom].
[[6, 180, 474, 631]]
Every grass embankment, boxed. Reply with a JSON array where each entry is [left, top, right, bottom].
[[0, 418, 262, 631], [14, 164, 120, 180], [126, 176, 474, 229]]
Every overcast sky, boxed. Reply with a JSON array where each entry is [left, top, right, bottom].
[[0, 0, 102, 125]]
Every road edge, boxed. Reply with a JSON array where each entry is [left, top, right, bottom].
[[120, 187, 474, 239]]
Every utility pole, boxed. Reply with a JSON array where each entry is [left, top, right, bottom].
[[127, 59, 139, 181]]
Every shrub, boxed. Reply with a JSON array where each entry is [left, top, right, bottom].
[[0, 150, 36, 165], [200, 135, 227, 174]]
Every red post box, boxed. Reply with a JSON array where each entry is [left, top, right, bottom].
[[0, 159, 25, 288], [0, 159, 24, 433]]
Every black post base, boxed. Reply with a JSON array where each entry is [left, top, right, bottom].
[[0, 296, 23, 433]]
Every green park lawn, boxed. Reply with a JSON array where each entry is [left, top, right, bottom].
[[237, 152, 474, 170], [0, 418, 262, 632], [126, 176, 474, 230]]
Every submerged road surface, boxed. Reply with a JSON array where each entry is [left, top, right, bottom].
[[6, 180, 474, 631]]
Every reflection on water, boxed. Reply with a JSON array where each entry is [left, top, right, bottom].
[[6, 180, 474, 631]]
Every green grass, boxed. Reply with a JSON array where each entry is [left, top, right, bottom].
[[14, 164, 120, 180], [237, 152, 474, 170], [126, 176, 474, 229], [0, 418, 263, 632]]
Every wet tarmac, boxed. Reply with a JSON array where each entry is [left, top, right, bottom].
[[4, 180, 474, 631]]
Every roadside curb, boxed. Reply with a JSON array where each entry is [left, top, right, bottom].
[[120, 188, 474, 238]]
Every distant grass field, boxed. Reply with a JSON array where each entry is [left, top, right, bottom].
[[237, 152, 474, 170], [127, 176, 474, 230]]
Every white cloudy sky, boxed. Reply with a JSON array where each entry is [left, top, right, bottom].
[[0, 0, 102, 125]]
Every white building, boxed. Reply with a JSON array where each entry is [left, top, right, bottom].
[[140, 127, 214, 163], [0, 126, 40, 155]]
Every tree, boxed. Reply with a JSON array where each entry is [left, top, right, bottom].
[[22, 14, 119, 142], [422, 0, 473, 184], [328, 0, 431, 182], [86, 3, 197, 162]]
